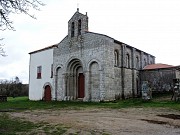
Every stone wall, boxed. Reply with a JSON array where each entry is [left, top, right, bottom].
[[53, 10, 155, 101], [140, 68, 180, 92]]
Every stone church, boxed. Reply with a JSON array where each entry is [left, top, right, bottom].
[[29, 9, 155, 101]]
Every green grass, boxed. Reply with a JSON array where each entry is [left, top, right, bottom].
[[0, 96, 179, 134], [0, 113, 39, 135], [42, 124, 68, 135], [0, 113, 69, 135], [0, 95, 179, 111]]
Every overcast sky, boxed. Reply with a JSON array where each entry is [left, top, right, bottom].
[[1, 0, 180, 84]]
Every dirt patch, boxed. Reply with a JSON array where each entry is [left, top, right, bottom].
[[157, 114, 180, 120], [141, 119, 169, 125], [9, 108, 180, 135], [0, 108, 27, 112]]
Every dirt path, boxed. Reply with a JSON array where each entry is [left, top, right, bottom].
[[10, 108, 180, 135]]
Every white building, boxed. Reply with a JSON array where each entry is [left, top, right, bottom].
[[29, 45, 57, 101]]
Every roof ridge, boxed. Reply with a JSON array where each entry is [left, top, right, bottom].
[[29, 44, 58, 54], [143, 63, 175, 70]]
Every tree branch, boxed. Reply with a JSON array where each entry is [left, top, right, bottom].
[[0, 0, 44, 57], [0, 38, 6, 56], [0, 0, 44, 30]]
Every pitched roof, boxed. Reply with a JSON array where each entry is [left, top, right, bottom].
[[68, 9, 87, 23], [86, 31, 155, 57], [143, 63, 174, 70], [29, 44, 58, 54]]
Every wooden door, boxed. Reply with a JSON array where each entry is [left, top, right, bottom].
[[78, 73, 85, 98], [44, 85, 51, 101]]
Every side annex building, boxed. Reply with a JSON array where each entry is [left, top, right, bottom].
[[29, 9, 155, 101]]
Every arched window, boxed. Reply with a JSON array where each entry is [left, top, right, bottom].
[[78, 19, 81, 35], [114, 50, 119, 66], [126, 53, 130, 68], [136, 56, 139, 69], [71, 22, 75, 37], [144, 59, 147, 67]]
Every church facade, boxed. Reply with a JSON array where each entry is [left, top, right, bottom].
[[29, 9, 155, 101]]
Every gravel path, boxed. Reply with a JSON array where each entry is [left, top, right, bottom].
[[10, 108, 180, 135]]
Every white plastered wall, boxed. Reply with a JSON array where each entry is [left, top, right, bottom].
[[29, 49, 54, 100]]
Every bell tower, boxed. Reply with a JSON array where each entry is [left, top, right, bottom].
[[68, 8, 88, 39]]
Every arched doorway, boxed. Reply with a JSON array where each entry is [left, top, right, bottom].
[[66, 58, 85, 99], [44, 85, 51, 101], [78, 73, 85, 98]]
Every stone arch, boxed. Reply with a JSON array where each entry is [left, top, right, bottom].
[[89, 61, 100, 101], [144, 58, 147, 67], [87, 59, 102, 71], [55, 66, 63, 100], [66, 58, 85, 99], [65, 56, 86, 72], [55, 64, 64, 72], [43, 82, 53, 101], [136, 55, 140, 69]]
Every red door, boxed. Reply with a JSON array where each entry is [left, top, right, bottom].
[[44, 85, 51, 101], [78, 73, 85, 98]]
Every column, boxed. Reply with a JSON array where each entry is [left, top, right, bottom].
[[83, 71, 90, 101], [140, 51, 144, 69], [132, 48, 136, 97], [121, 44, 126, 99], [99, 70, 105, 101], [62, 73, 67, 100]]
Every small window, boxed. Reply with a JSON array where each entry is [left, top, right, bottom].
[[71, 22, 75, 37], [126, 54, 130, 68], [78, 19, 81, 35], [144, 59, 147, 67], [51, 64, 53, 78], [136, 56, 139, 69], [114, 50, 119, 66], [37, 66, 42, 79]]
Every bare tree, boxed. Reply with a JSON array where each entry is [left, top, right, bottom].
[[0, 0, 44, 30], [0, 38, 6, 56], [0, 0, 44, 56], [0, 76, 28, 97]]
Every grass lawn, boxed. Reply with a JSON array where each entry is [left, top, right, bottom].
[[0, 95, 179, 135], [0, 113, 69, 135], [0, 113, 40, 135], [0, 95, 179, 111]]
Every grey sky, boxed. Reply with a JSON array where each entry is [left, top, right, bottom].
[[1, 0, 180, 83]]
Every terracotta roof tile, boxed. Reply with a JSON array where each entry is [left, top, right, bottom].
[[143, 63, 174, 70], [29, 44, 58, 54]]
